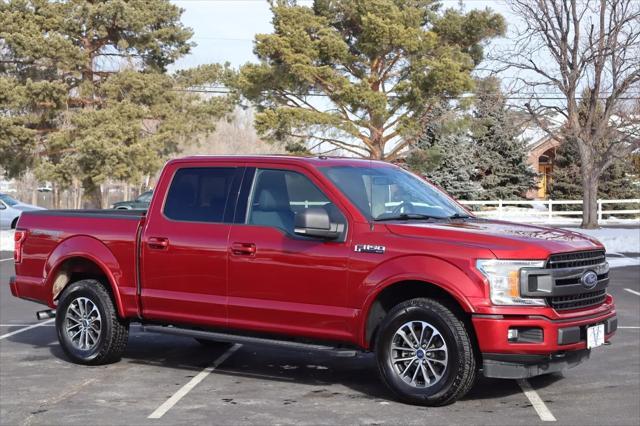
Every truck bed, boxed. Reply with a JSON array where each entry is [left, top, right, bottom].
[[13, 209, 144, 314], [23, 209, 146, 219]]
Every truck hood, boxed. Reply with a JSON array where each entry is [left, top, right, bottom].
[[384, 219, 604, 260]]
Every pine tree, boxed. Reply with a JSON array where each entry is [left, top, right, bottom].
[[236, 0, 505, 159], [548, 139, 582, 200], [405, 104, 481, 200], [0, 1, 233, 207], [550, 139, 639, 202], [471, 78, 537, 200]]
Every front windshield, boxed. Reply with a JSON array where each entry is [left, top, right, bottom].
[[0, 194, 19, 207], [321, 165, 469, 220]]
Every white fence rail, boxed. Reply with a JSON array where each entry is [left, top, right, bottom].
[[458, 199, 640, 222]]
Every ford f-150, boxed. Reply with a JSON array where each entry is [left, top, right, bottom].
[[10, 155, 616, 405]]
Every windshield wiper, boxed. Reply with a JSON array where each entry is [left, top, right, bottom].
[[374, 213, 448, 221], [448, 213, 473, 220]]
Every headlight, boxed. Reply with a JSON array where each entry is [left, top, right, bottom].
[[476, 259, 547, 306]]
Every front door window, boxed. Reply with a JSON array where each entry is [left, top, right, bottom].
[[247, 169, 345, 236]]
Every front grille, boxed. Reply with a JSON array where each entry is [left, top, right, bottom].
[[555, 272, 609, 287], [547, 250, 606, 269], [548, 289, 607, 311]]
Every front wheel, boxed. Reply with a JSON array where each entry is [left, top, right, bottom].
[[375, 298, 477, 406], [56, 279, 129, 365]]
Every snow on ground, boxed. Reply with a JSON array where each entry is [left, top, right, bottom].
[[605, 256, 640, 268], [565, 227, 640, 254], [0, 229, 14, 252]]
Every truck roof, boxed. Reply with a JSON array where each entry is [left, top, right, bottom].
[[170, 155, 392, 168]]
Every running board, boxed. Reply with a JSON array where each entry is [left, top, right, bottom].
[[142, 325, 359, 357]]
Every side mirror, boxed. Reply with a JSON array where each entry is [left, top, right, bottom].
[[294, 207, 344, 240], [0, 202, 6, 210]]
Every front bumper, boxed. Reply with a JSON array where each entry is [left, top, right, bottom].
[[473, 304, 616, 378], [483, 349, 591, 379]]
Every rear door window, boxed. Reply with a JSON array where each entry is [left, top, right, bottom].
[[164, 167, 241, 223]]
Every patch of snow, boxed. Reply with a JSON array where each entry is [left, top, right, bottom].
[[0, 230, 14, 252], [605, 256, 640, 268], [565, 227, 640, 254]]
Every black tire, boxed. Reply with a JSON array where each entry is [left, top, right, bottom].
[[374, 298, 477, 406], [56, 279, 129, 365], [10, 217, 18, 229]]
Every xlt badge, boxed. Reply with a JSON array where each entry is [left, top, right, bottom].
[[354, 244, 386, 254]]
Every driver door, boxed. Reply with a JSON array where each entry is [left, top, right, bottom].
[[226, 165, 355, 342]]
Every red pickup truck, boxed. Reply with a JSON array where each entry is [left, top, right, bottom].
[[10, 156, 616, 405]]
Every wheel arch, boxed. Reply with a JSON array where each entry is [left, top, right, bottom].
[[364, 280, 475, 346], [44, 236, 126, 317], [356, 254, 486, 349]]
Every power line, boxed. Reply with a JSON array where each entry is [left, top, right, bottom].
[[176, 87, 640, 101]]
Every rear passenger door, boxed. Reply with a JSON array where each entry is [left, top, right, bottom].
[[140, 164, 244, 327], [226, 166, 355, 342]]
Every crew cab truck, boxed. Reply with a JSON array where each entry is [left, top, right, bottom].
[[10, 156, 616, 406]]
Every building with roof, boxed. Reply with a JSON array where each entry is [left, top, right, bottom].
[[525, 134, 562, 199]]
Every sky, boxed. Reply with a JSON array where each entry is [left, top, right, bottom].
[[169, 0, 516, 71]]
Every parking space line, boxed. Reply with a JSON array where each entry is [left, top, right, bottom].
[[0, 319, 54, 340], [0, 323, 52, 327], [517, 379, 556, 422], [0, 258, 13, 262], [148, 343, 242, 419], [624, 288, 640, 296], [619, 326, 640, 329], [0, 323, 145, 327]]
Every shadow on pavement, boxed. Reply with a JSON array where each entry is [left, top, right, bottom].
[[5, 325, 564, 405]]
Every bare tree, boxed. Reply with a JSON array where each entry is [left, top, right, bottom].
[[498, 0, 640, 228]]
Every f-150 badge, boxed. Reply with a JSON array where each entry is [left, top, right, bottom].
[[354, 244, 386, 254]]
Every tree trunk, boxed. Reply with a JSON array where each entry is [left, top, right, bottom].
[[52, 185, 60, 209], [76, 185, 84, 209], [581, 168, 600, 229], [370, 141, 384, 160], [101, 184, 109, 208], [83, 179, 104, 209]]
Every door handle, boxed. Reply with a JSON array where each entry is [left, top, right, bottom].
[[148, 237, 169, 250], [231, 242, 256, 256]]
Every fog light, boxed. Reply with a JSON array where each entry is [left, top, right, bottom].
[[507, 327, 544, 343]]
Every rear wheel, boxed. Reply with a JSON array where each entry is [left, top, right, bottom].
[[10, 217, 18, 229], [375, 298, 477, 406], [56, 279, 129, 365]]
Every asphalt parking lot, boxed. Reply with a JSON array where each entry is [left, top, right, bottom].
[[1, 251, 639, 426]]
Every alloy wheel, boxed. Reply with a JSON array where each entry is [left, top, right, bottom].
[[64, 297, 102, 351], [389, 320, 449, 388]]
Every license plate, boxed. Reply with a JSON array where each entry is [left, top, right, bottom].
[[587, 324, 605, 349]]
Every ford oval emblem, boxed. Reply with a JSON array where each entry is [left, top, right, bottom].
[[581, 271, 599, 289]]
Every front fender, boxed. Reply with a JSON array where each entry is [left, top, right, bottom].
[[355, 255, 485, 347], [44, 235, 125, 317]]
